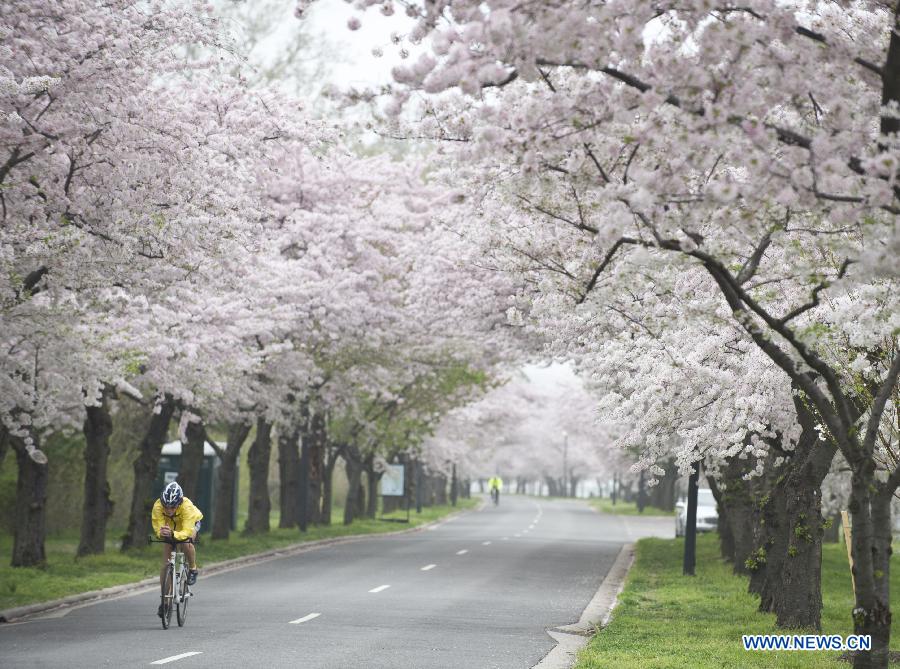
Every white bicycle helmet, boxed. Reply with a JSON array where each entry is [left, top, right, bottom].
[[161, 481, 183, 507]]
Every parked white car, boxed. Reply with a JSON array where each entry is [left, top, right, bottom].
[[675, 488, 719, 537]]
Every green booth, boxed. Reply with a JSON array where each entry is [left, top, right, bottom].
[[153, 440, 238, 531]]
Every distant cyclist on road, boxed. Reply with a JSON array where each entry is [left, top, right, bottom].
[[152, 482, 203, 618], [488, 475, 503, 505]]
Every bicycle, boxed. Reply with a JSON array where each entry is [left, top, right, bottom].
[[490, 487, 500, 506], [150, 537, 196, 629]]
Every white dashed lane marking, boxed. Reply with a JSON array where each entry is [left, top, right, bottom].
[[456, 549, 469, 555], [369, 585, 391, 593], [289, 613, 321, 624], [150, 652, 203, 665], [421, 564, 436, 571], [482, 541, 491, 545]]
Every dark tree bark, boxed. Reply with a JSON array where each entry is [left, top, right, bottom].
[[278, 425, 301, 529], [211, 423, 251, 540], [450, 464, 458, 506], [122, 396, 175, 551], [305, 410, 327, 525], [10, 432, 48, 567], [178, 418, 206, 500], [637, 470, 646, 512], [321, 442, 341, 525], [774, 423, 837, 628], [434, 474, 448, 505], [544, 475, 558, 497], [343, 445, 363, 525], [867, 482, 896, 667], [364, 452, 382, 518], [78, 386, 115, 557], [649, 458, 678, 511], [845, 446, 899, 669], [716, 454, 758, 576], [244, 417, 272, 535], [355, 481, 366, 518], [0, 427, 9, 468], [707, 475, 735, 561], [751, 482, 786, 603], [823, 513, 841, 543]]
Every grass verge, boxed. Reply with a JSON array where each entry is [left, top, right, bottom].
[[0, 499, 477, 611], [576, 533, 900, 668], [589, 498, 676, 516]]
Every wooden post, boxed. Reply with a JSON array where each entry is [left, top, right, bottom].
[[841, 510, 855, 591]]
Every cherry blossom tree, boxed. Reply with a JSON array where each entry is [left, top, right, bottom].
[[332, 1, 900, 663]]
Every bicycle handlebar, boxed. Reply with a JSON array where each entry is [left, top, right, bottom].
[[149, 537, 199, 545]]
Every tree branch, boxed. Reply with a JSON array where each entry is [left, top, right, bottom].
[[862, 350, 900, 456], [577, 237, 641, 304], [778, 258, 853, 325], [736, 230, 772, 285]]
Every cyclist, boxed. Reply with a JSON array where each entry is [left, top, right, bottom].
[[488, 475, 503, 505], [152, 481, 202, 618]]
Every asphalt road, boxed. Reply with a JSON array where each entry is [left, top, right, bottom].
[[0, 496, 671, 669]]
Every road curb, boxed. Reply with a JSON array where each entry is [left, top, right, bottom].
[[532, 542, 636, 669], [0, 503, 478, 624]]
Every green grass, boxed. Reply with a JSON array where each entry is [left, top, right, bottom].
[[576, 534, 900, 668], [0, 499, 477, 611], [589, 497, 676, 516]]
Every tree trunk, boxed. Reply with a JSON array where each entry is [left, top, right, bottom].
[[355, 481, 365, 518], [823, 513, 841, 543], [775, 438, 837, 629], [211, 423, 251, 540], [306, 410, 326, 525], [707, 475, 735, 561], [78, 387, 115, 557], [637, 470, 647, 512], [321, 444, 341, 525], [435, 474, 448, 505], [178, 418, 205, 500], [450, 464, 458, 506], [847, 459, 894, 669], [753, 479, 788, 608], [650, 459, 678, 511], [718, 457, 758, 576], [278, 425, 301, 529], [343, 445, 363, 525], [544, 475, 558, 497], [364, 453, 381, 519], [122, 396, 175, 551], [868, 486, 895, 667], [10, 432, 48, 567], [747, 445, 793, 607], [0, 428, 8, 468], [244, 418, 272, 535]]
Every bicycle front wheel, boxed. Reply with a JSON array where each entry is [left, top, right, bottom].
[[161, 566, 174, 630], [176, 568, 189, 627]]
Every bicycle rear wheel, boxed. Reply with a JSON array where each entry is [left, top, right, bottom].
[[161, 566, 174, 630], [176, 567, 190, 627]]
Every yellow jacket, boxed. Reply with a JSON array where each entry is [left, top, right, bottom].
[[151, 497, 203, 541], [488, 477, 503, 491]]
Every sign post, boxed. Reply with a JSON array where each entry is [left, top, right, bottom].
[[380, 463, 409, 523]]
